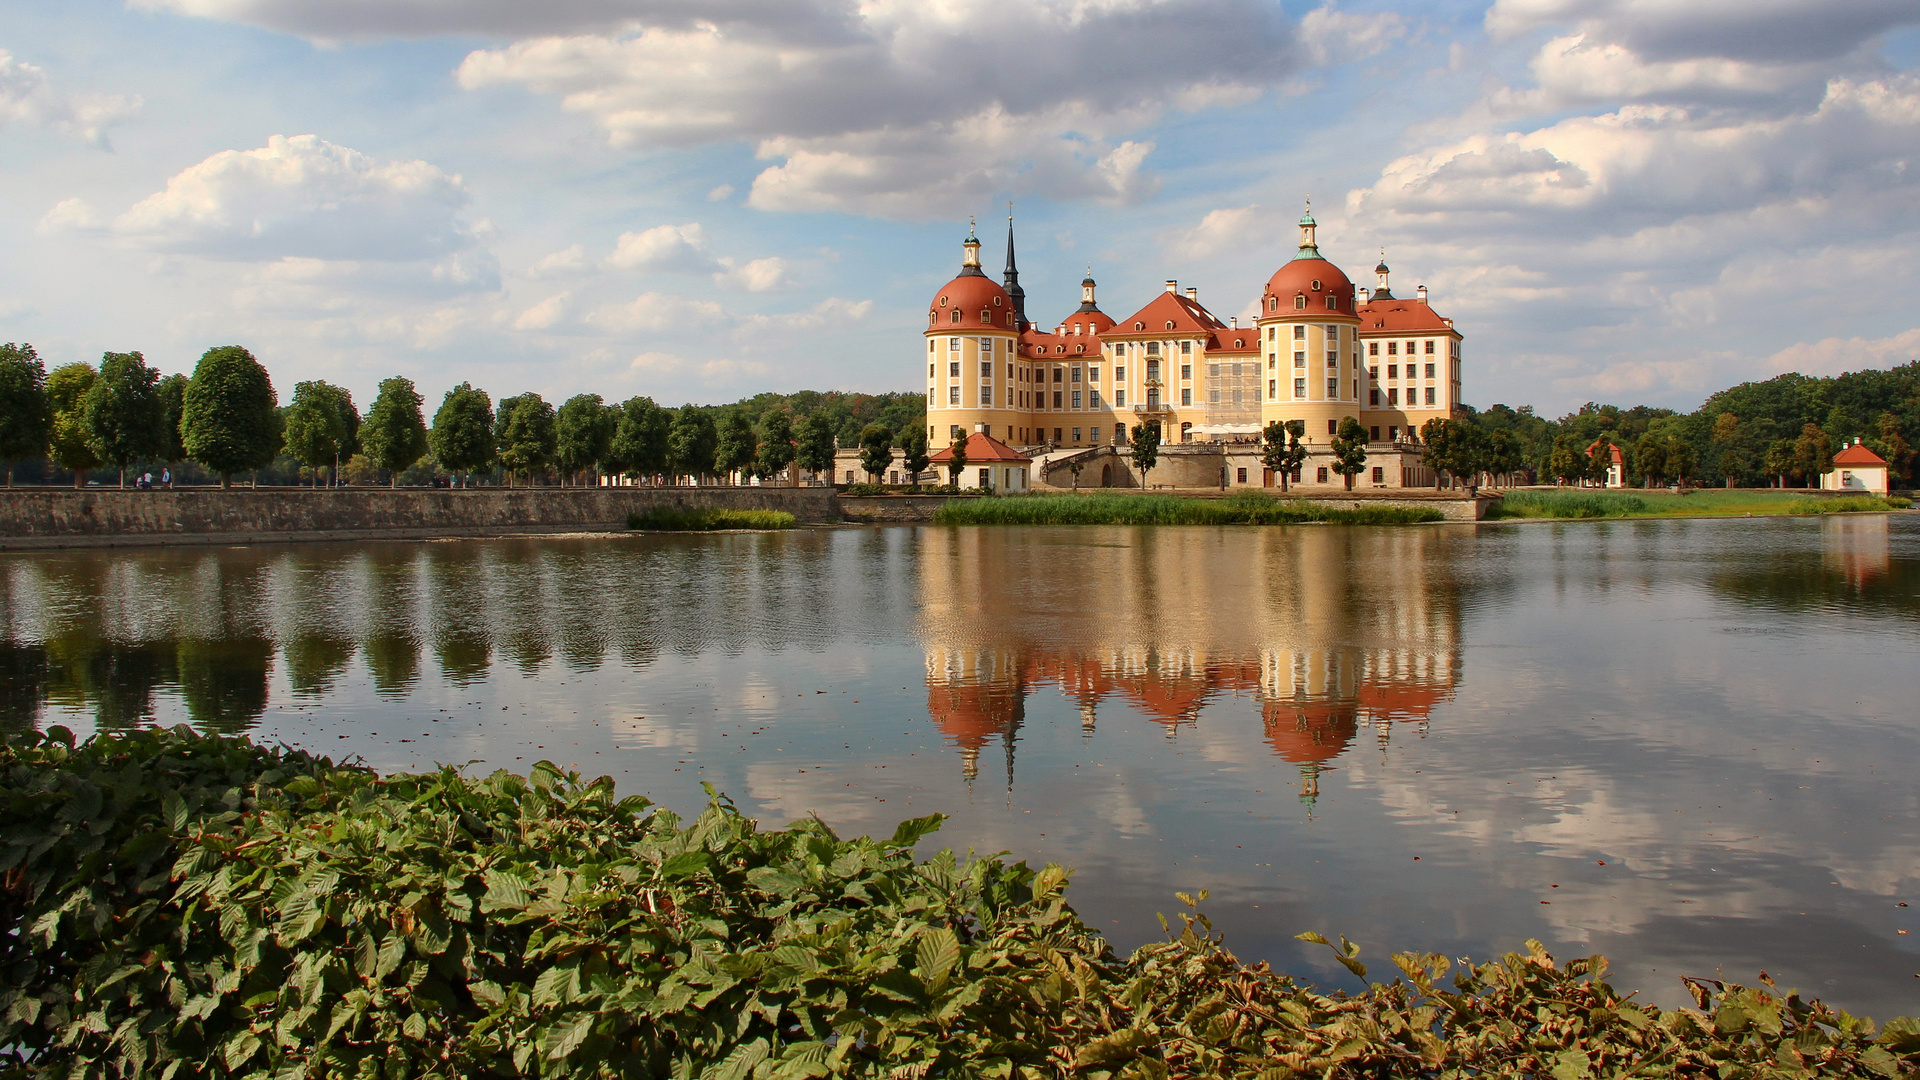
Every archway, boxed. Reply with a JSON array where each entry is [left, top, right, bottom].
[[1100, 464, 1112, 487]]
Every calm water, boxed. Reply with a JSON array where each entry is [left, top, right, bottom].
[[3, 517, 1917, 1016]]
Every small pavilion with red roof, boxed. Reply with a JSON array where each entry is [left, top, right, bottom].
[[929, 427, 1032, 492], [1822, 440, 1890, 494]]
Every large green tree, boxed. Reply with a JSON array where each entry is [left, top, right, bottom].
[[0, 343, 51, 486], [757, 408, 797, 485], [84, 351, 167, 489], [1330, 416, 1369, 491], [1789, 422, 1832, 486], [1260, 420, 1308, 492], [1548, 433, 1585, 486], [282, 381, 358, 489], [796, 411, 836, 483], [714, 408, 758, 485], [1633, 430, 1667, 488], [943, 434, 968, 486], [668, 406, 717, 484], [48, 363, 101, 488], [496, 393, 557, 486], [182, 346, 280, 489], [430, 383, 494, 487], [898, 426, 929, 487], [858, 423, 893, 484], [555, 393, 615, 486], [610, 396, 671, 482], [156, 373, 189, 474], [1130, 422, 1160, 487], [360, 377, 430, 488]]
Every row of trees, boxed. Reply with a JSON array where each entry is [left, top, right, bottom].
[[0, 342, 948, 488]]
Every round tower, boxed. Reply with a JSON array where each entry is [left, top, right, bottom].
[[1254, 204, 1363, 445], [925, 224, 1022, 449]]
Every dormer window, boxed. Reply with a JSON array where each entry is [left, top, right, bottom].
[[1165, 320, 1176, 330], [993, 296, 1002, 306], [939, 296, 948, 306], [1294, 294, 1306, 310], [1311, 279, 1322, 290], [1326, 296, 1338, 310], [951, 310, 962, 323], [981, 310, 990, 323], [1268, 297, 1278, 311], [1134, 321, 1145, 330]]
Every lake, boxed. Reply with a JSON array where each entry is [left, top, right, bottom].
[[3, 515, 1916, 1017]]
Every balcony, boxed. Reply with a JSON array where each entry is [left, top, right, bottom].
[[1132, 400, 1171, 416]]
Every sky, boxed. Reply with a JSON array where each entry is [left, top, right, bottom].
[[4, 0, 1920, 417]]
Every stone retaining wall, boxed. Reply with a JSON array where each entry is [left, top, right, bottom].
[[834, 495, 964, 522], [0, 487, 842, 549]]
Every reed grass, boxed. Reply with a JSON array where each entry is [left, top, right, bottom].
[[627, 507, 797, 530], [1494, 488, 1908, 520], [931, 491, 1443, 526]]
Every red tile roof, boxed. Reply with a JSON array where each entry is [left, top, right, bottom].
[[1110, 289, 1226, 337], [1357, 297, 1454, 334], [1833, 443, 1888, 466], [930, 430, 1031, 464]]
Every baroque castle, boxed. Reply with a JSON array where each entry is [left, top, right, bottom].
[[922, 207, 1465, 489]]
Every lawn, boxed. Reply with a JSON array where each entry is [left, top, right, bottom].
[[1491, 488, 1911, 520]]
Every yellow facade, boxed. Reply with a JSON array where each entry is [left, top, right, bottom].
[[922, 211, 1465, 458]]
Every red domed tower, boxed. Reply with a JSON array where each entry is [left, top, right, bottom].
[[1255, 204, 1363, 444], [924, 225, 1022, 448]]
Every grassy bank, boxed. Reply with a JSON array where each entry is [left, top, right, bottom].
[[627, 506, 796, 530], [1492, 488, 1913, 520], [933, 491, 1445, 526], [8, 727, 1912, 1079]]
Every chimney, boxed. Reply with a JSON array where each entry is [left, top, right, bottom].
[[1358, 286, 1370, 303], [1185, 287, 1197, 302], [1056, 324, 1065, 335], [974, 422, 987, 434], [1164, 279, 1178, 294], [1416, 285, 1428, 304], [1229, 316, 1238, 329]]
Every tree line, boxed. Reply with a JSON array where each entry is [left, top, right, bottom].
[[0, 343, 938, 489], [1456, 362, 1920, 489]]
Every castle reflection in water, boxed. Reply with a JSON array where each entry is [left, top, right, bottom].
[[916, 526, 1463, 801]]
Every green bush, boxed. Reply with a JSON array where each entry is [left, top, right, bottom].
[[627, 507, 796, 530], [932, 491, 1443, 526], [1888, 495, 1914, 509], [1789, 495, 1906, 515], [4, 728, 1916, 1079], [842, 482, 886, 496]]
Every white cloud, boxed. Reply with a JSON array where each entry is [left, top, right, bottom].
[[1761, 327, 1920, 377], [589, 291, 726, 332], [739, 296, 873, 332], [603, 222, 713, 272], [450, 0, 1305, 218], [38, 197, 102, 233], [712, 255, 791, 292], [0, 49, 141, 146], [1298, 3, 1407, 66], [1485, 0, 1920, 65], [96, 134, 478, 263], [513, 292, 570, 330], [1168, 204, 1262, 261], [706, 184, 734, 201], [528, 243, 589, 277]]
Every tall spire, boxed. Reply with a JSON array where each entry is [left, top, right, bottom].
[[1002, 202, 1028, 329], [1373, 248, 1393, 299]]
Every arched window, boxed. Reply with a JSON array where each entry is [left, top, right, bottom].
[[1165, 320, 1176, 330], [1075, 345, 1084, 354], [1134, 321, 1145, 330], [1326, 295, 1338, 310], [1268, 297, 1278, 311], [1294, 294, 1307, 310], [951, 310, 962, 324], [981, 310, 990, 323]]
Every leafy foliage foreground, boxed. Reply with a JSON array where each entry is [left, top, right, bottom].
[[3, 727, 1915, 1079]]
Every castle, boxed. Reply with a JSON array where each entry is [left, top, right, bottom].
[[922, 207, 1465, 489]]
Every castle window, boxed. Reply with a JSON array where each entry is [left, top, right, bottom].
[[950, 361, 960, 377], [1054, 367, 1064, 383], [1090, 390, 1102, 408], [1180, 340, 1192, 355], [1327, 296, 1338, 310], [981, 310, 990, 323], [1146, 342, 1160, 355], [1387, 341, 1398, 355], [1311, 280, 1322, 290], [1294, 325, 1306, 340], [1115, 366, 1125, 380], [1071, 367, 1081, 382], [1135, 321, 1145, 330], [951, 310, 961, 323], [1426, 363, 1436, 378], [1426, 386, 1436, 405], [928, 341, 934, 353], [1294, 294, 1306, 310], [1181, 388, 1191, 405], [993, 296, 1002, 306], [1370, 388, 1379, 406], [1388, 388, 1398, 405], [1210, 389, 1220, 403], [950, 337, 960, 350], [1115, 390, 1126, 407], [1293, 351, 1305, 367], [949, 387, 960, 404], [1088, 367, 1100, 382], [1075, 344, 1084, 354], [1209, 363, 1220, 377], [1424, 340, 1435, 354], [1369, 341, 1378, 356], [1165, 320, 1176, 330], [929, 363, 935, 378], [1406, 340, 1416, 354], [939, 296, 948, 306], [980, 361, 992, 378], [1327, 377, 1338, 397], [1292, 377, 1303, 397], [980, 387, 991, 405], [980, 337, 992, 351], [1388, 364, 1397, 378]]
